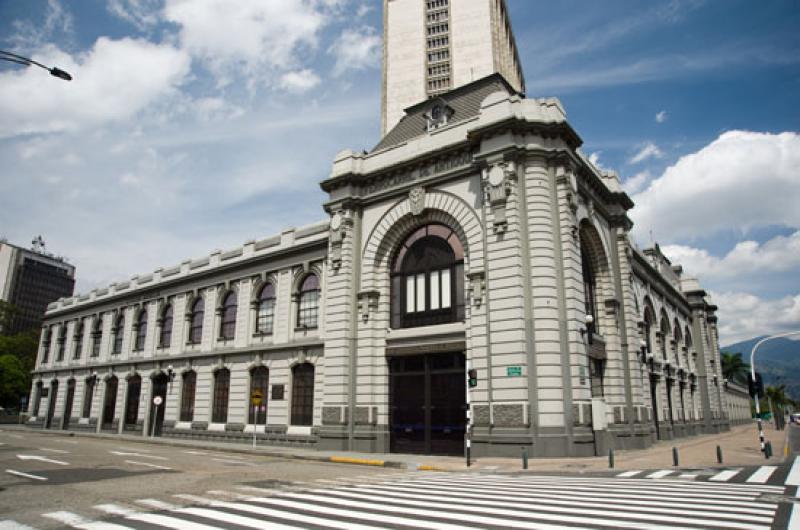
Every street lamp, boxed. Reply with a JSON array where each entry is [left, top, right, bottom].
[[750, 330, 800, 453], [1, 50, 72, 81]]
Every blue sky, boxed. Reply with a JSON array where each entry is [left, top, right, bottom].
[[0, 0, 798, 344]]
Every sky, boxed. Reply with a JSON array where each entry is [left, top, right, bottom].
[[0, 0, 798, 345]]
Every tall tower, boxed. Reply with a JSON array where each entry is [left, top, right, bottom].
[[381, 0, 526, 136]]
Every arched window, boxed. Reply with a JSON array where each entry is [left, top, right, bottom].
[[56, 324, 67, 361], [256, 283, 276, 334], [124, 375, 141, 427], [112, 314, 125, 355], [219, 291, 237, 340], [643, 307, 653, 353], [41, 327, 52, 364], [291, 363, 314, 426], [188, 298, 204, 345], [102, 376, 118, 429], [82, 377, 95, 419], [159, 304, 173, 348], [390, 224, 464, 329], [297, 274, 320, 329], [580, 237, 598, 336], [180, 371, 196, 422], [134, 310, 147, 351], [73, 321, 84, 360], [249, 366, 269, 424], [91, 317, 102, 358], [659, 317, 670, 361], [212, 368, 230, 423]]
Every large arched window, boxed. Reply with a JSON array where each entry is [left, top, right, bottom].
[[659, 316, 670, 361], [159, 304, 173, 348], [643, 306, 654, 354], [180, 371, 196, 422], [82, 376, 95, 419], [580, 238, 598, 336], [212, 368, 230, 423], [134, 310, 147, 351], [41, 328, 52, 364], [219, 291, 237, 340], [73, 321, 84, 360], [56, 324, 67, 361], [91, 317, 102, 358], [112, 314, 125, 355], [249, 366, 269, 424], [390, 224, 464, 329], [188, 298, 204, 345], [291, 363, 314, 426], [297, 275, 320, 329], [255, 283, 276, 334]]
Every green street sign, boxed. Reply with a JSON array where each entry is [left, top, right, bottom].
[[507, 366, 522, 377]]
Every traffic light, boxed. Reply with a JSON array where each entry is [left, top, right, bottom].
[[747, 372, 764, 399], [467, 368, 478, 388]]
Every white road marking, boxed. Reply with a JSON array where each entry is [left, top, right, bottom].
[[211, 457, 248, 465], [788, 485, 800, 530], [710, 469, 742, 482], [646, 469, 674, 479], [679, 474, 698, 479], [236, 485, 291, 494], [747, 466, 777, 484], [177, 506, 307, 530], [17, 454, 68, 466], [123, 460, 172, 470], [177, 494, 474, 530], [38, 447, 69, 454], [94, 504, 219, 530], [109, 451, 167, 460], [0, 520, 37, 529], [41, 511, 131, 529], [5, 469, 47, 481], [182, 450, 208, 455], [786, 456, 800, 486], [53, 440, 79, 444], [118, 447, 150, 452], [616, 470, 641, 477]]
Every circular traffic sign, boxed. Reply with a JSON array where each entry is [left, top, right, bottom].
[[153, 396, 163, 406]]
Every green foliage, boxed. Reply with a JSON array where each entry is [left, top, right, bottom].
[[0, 354, 28, 408], [0, 300, 19, 332], [721, 351, 749, 384]]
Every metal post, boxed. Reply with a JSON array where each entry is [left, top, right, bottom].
[[716, 445, 723, 464], [253, 405, 257, 449], [465, 359, 472, 468], [672, 447, 679, 467], [150, 404, 159, 438], [608, 449, 615, 468], [522, 447, 528, 470]]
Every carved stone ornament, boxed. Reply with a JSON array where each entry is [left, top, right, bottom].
[[329, 209, 351, 270], [482, 161, 515, 231], [409, 186, 426, 216]]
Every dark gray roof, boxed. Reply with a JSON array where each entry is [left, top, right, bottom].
[[373, 74, 521, 153]]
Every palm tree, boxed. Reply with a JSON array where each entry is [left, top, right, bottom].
[[720, 351, 749, 383]]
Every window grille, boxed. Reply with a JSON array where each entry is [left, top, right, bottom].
[[290, 363, 314, 426], [256, 283, 276, 334], [212, 369, 230, 423], [180, 371, 196, 422]]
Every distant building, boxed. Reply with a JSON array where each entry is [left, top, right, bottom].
[[381, 0, 525, 135], [0, 239, 75, 335]]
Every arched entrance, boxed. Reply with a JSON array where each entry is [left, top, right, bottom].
[[124, 375, 142, 430], [45, 379, 58, 429], [149, 372, 169, 436], [62, 379, 75, 430], [102, 376, 118, 430]]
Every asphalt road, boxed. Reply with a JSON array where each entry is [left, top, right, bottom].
[[0, 428, 402, 529]]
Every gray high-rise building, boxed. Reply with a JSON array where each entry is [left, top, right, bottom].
[[0, 239, 75, 335], [381, 0, 525, 135]]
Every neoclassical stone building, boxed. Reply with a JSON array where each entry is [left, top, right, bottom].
[[29, 72, 732, 457]]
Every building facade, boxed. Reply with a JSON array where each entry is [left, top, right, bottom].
[[0, 240, 75, 335], [381, 0, 525, 135], [28, 3, 736, 458]]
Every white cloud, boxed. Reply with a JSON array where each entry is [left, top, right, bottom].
[[629, 142, 663, 164], [663, 231, 800, 280], [8, 0, 74, 51], [0, 37, 191, 138], [713, 291, 800, 344], [631, 131, 800, 241], [655, 110, 668, 123], [586, 151, 607, 171], [328, 27, 382, 76], [164, 0, 327, 88], [106, 0, 162, 31], [192, 97, 245, 122], [279, 69, 321, 93], [623, 170, 650, 194]]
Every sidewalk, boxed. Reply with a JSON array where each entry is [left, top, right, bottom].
[[6, 421, 792, 473]]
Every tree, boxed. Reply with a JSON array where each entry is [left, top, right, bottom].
[[721, 351, 749, 383], [0, 354, 28, 409]]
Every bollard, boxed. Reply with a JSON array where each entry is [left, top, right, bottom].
[[672, 447, 679, 467], [716, 445, 723, 464], [765, 441, 772, 459], [608, 449, 615, 469], [522, 446, 529, 470]]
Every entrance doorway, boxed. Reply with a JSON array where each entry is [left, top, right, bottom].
[[149, 373, 169, 436], [63, 379, 75, 430], [389, 352, 466, 455], [649, 374, 660, 440], [102, 376, 118, 430], [45, 380, 58, 429]]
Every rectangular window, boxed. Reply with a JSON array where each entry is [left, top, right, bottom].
[[405, 276, 415, 313], [416, 273, 426, 312], [180, 372, 196, 422], [430, 270, 440, 310], [440, 268, 451, 308]]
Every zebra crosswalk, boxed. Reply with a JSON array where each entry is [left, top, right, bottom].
[[19, 470, 788, 529], [615, 458, 799, 486]]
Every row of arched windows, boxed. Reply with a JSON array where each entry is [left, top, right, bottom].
[[40, 273, 321, 365]]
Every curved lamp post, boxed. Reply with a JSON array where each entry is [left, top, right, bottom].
[[751, 330, 800, 452], [1, 50, 72, 81]]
